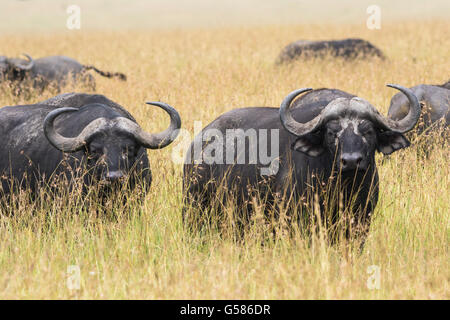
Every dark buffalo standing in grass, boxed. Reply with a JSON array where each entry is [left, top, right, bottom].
[[276, 38, 385, 64], [388, 83, 449, 137], [0, 54, 126, 94], [0, 93, 181, 196], [183, 85, 420, 239]]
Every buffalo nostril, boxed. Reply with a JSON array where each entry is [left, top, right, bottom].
[[341, 153, 364, 170], [105, 170, 124, 181]]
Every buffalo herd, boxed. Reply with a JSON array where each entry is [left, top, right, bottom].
[[0, 38, 448, 241]]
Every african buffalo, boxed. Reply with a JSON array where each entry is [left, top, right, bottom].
[[388, 84, 449, 136], [0, 93, 181, 196], [0, 54, 126, 94], [183, 85, 420, 239], [276, 38, 385, 64]]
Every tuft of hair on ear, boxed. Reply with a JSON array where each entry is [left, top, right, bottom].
[[377, 131, 411, 155], [292, 133, 325, 157]]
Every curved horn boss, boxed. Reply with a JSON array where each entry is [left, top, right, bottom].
[[280, 84, 420, 136], [44, 102, 181, 152]]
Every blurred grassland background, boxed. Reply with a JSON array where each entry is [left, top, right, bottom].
[[1, 0, 449, 32], [0, 0, 448, 299]]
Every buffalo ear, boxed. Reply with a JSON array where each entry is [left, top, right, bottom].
[[292, 133, 325, 157], [377, 131, 410, 155]]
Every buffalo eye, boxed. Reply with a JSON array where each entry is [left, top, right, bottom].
[[359, 121, 375, 137], [362, 128, 375, 137], [88, 143, 103, 159], [326, 128, 339, 143], [326, 121, 341, 137], [122, 146, 136, 159], [327, 131, 339, 143]]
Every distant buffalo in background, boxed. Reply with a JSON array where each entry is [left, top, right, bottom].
[[0, 54, 126, 94], [388, 82, 449, 137], [276, 38, 385, 64]]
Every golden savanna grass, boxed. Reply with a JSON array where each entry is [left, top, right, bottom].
[[0, 20, 448, 299]]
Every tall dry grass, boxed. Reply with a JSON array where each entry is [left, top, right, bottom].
[[0, 21, 448, 299]]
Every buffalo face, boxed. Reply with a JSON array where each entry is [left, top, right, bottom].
[[85, 132, 140, 186], [0, 54, 34, 83], [280, 85, 421, 173], [322, 118, 379, 172], [43, 101, 181, 190]]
